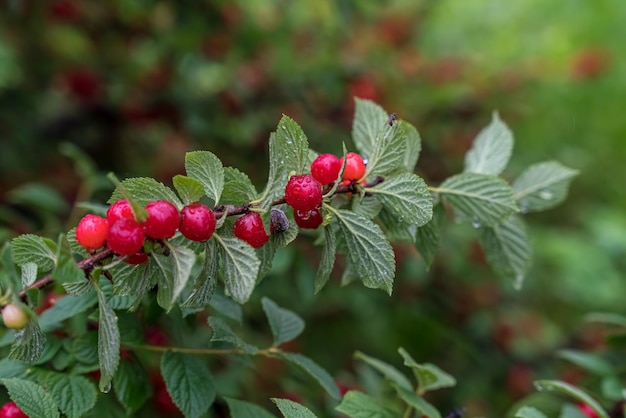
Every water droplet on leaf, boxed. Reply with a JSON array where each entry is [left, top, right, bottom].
[[472, 219, 482, 229], [539, 189, 554, 200]]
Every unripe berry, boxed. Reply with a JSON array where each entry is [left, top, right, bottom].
[[0, 401, 28, 418], [294, 209, 323, 229], [2, 304, 29, 330], [107, 218, 145, 256], [179, 202, 216, 242], [143, 200, 180, 239], [76, 214, 109, 251], [233, 212, 269, 248], [310, 153, 341, 185], [106, 199, 134, 226], [284, 174, 323, 212], [339, 152, 366, 181]]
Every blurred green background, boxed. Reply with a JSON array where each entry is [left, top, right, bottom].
[[1, 0, 625, 416]]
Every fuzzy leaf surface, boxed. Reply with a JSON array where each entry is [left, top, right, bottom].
[[368, 173, 433, 227], [185, 151, 224, 205], [400, 121, 422, 172], [43, 374, 97, 418], [272, 398, 318, 418], [365, 122, 406, 179], [96, 283, 120, 393], [9, 320, 46, 363], [214, 235, 260, 304], [164, 242, 197, 309], [335, 390, 397, 418], [108, 177, 182, 209], [173, 175, 206, 205], [352, 98, 388, 159], [225, 397, 276, 418], [2, 378, 60, 418], [262, 297, 305, 346], [513, 161, 579, 213], [11, 234, 56, 272], [277, 352, 341, 400], [464, 112, 514, 175], [314, 226, 337, 293], [222, 167, 258, 204], [113, 356, 151, 414], [415, 204, 445, 268]]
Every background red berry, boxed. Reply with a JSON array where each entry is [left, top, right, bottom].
[[125, 252, 149, 265], [107, 218, 145, 256], [0, 401, 28, 418], [106, 199, 135, 226], [233, 212, 269, 248], [294, 209, 323, 229], [76, 214, 109, 251], [339, 152, 366, 181], [179, 202, 216, 242], [143, 200, 180, 239], [284, 174, 323, 212], [310, 153, 341, 185]]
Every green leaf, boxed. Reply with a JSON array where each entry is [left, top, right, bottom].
[[43, 374, 97, 418], [0, 358, 29, 378], [208, 292, 243, 323], [185, 151, 225, 205], [314, 226, 337, 293], [9, 320, 46, 363], [398, 348, 456, 392], [224, 397, 276, 418], [437, 172, 518, 226], [182, 241, 218, 309], [533, 380, 608, 418], [515, 406, 548, 418], [557, 349, 613, 376], [95, 282, 120, 393], [272, 398, 318, 418], [331, 209, 395, 295], [113, 357, 151, 415], [51, 235, 84, 287], [513, 161, 579, 213], [399, 121, 422, 173], [208, 316, 259, 354], [11, 234, 56, 272], [351, 194, 383, 219], [368, 173, 433, 227], [335, 390, 397, 418], [352, 98, 388, 159], [585, 312, 626, 327], [161, 351, 216, 418], [393, 384, 441, 418], [277, 352, 341, 400], [20, 262, 37, 287], [165, 242, 197, 309], [479, 215, 531, 289], [415, 204, 445, 268], [259, 116, 309, 209], [73, 332, 98, 364], [354, 351, 413, 391], [365, 121, 407, 179], [262, 297, 305, 346], [39, 290, 98, 332], [464, 112, 514, 175], [1, 377, 60, 418], [110, 261, 152, 311], [222, 167, 258, 204], [173, 175, 206, 205], [214, 234, 260, 304], [108, 177, 182, 209]]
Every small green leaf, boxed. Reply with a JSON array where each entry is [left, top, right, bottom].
[[173, 175, 206, 205], [393, 384, 441, 418], [2, 377, 60, 418], [214, 234, 260, 304], [335, 390, 397, 418], [43, 374, 97, 418], [95, 283, 120, 393], [277, 352, 341, 400], [11, 234, 56, 272], [224, 397, 276, 418], [415, 204, 445, 268], [208, 316, 259, 354], [314, 226, 337, 293], [557, 349, 613, 376], [533, 380, 608, 418], [398, 348, 456, 392], [164, 242, 197, 309], [108, 177, 182, 209], [182, 241, 218, 309], [262, 297, 305, 346], [480, 215, 531, 289], [354, 351, 413, 391], [51, 235, 84, 287], [208, 292, 243, 323], [352, 98, 388, 159], [368, 173, 433, 227], [9, 320, 46, 363], [515, 406, 549, 418], [437, 172, 518, 226], [0, 358, 28, 379], [185, 151, 225, 205], [513, 161, 579, 213], [109, 261, 152, 311], [161, 351, 216, 418], [39, 290, 98, 332], [331, 209, 395, 295], [20, 262, 37, 287], [222, 167, 258, 204], [399, 121, 422, 173], [152, 253, 175, 311], [272, 398, 318, 418], [113, 357, 151, 415], [464, 112, 514, 176]]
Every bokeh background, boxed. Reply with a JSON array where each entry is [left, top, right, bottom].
[[1, 1, 625, 416]]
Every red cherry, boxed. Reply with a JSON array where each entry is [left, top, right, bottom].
[[310, 154, 341, 185], [339, 152, 366, 181], [143, 200, 180, 239], [179, 203, 216, 242], [0, 401, 28, 418], [106, 219, 145, 256], [76, 214, 109, 251], [125, 252, 149, 265], [294, 209, 323, 229], [106, 200, 135, 226], [233, 213, 269, 249], [284, 174, 323, 212]]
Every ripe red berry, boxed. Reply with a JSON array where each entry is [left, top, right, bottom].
[[284, 174, 323, 212], [76, 214, 109, 251], [106, 219, 145, 256], [106, 199, 134, 226], [179, 202, 216, 242], [2, 304, 29, 330], [294, 209, 323, 229], [233, 212, 269, 248], [310, 154, 341, 185], [143, 200, 180, 239], [339, 152, 366, 181], [125, 252, 149, 265], [577, 403, 599, 418], [0, 401, 28, 418]]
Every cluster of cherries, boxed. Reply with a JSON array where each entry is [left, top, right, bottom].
[[73, 152, 366, 260]]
